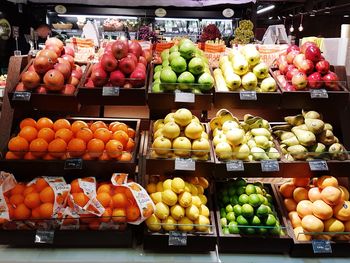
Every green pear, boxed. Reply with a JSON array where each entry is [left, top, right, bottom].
[[177, 71, 195, 91], [287, 145, 308, 160], [188, 57, 205, 75], [302, 110, 322, 119], [161, 49, 170, 61], [251, 128, 271, 137], [267, 147, 281, 160], [198, 72, 214, 91], [232, 56, 249, 76], [251, 146, 269, 160], [170, 56, 187, 74], [305, 118, 325, 135], [281, 135, 299, 147], [253, 62, 269, 79], [179, 41, 196, 60], [233, 144, 250, 160], [328, 143, 347, 160], [318, 130, 336, 145], [169, 45, 179, 53], [284, 114, 304, 126], [254, 135, 270, 149], [309, 142, 326, 158], [292, 128, 316, 147], [154, 65, 163, 73], [324, 123, 333, 131]]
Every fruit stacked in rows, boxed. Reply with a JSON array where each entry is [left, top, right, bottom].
[[210, 109, 280, 161], [218, 178, 283, 235], [17, 37, 82, 95], [151, 108, 210, 160], [85, 40, 151, 89], [152, 39, 214, 93], [275, 42, 340, 91], [6, 117, 135, 161], [279, 176, 350, 241], [215, 45, 277, 92], [145, 176, 211, 232], [273, 110, 347, 161]]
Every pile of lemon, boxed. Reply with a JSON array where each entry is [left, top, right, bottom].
[[145, 176, 211, 232]]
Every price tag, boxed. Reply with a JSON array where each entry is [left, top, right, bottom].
[[175, 158, 195, 171], [310, 89, 328, 99], [175, 92, 195, 103], [168, 231, 187, 246], [261, 160, 280, 172], [239, 91, 257, 101], [35, 229, 55, 244], [226, 160, 244, 172], [102, 87, 120, 96], [12, 91, 31, 101], [64, 158, 83, 170], [309, 160, 328, 171], [312, 240, 332, 254]]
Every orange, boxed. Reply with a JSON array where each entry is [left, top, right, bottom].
[[90, 121, 108, 133], [296, 200, 313, 218], [37, 117, 54, 130], [13, 203, 31, 220], [321, 186, 342, 206], [53, 118, 71, 131], [126, 205, 140, 222], [100, 207, 112, 223], [24, 192, 41, 209], [87, 138, 105, 158], [112, 208, 126, 223], [312, 200, 333, 220], [108, 121, 120, 131], [31, 207, 41, 219], [11, 184, 26, 195], [110, 123, 128, 133], [39, 202, 53, 219], [284, 198, 297, 212], [94, 128, 112, 144], [70, 179, 82, 193], [23, 185, 36, 196], [42, 153, 56, 160], [293, 187, 309, 203], [317, 176, 339, 189], [105, 140, 123, 158], [301, 214, 324, 232], [8, 136, 29, 155], [333, 200, 350, 221], [289, 211, 302, 228], [5, 151, 21, 159], [125, 138, 135, 152], [67, 138, 86, 157], [98, 152, 111, 161], [9, 194, 24, 206], [88, 220, 101, 230], [117, 152, 133, 162], [112, 130, 129, 147], [76, 128, 93, 143], [127, 128, 136, 139], [35, 178, 49, 192], [97, 192, 112, 207], [113, 186, 126, 195], [37, 128, 55, 143], [71, 120, 88, 134], [112, 193, 128, 208], [124, 188, 135, 203], [39, 186, 54, 203], [82, 153, 94, 160], [20, 118, 37, 129], [55, 128, 73, 143], [29, 138, 48, 157], [292, 177, 310, 187], [73, 192, 89, 207], [279, 182, 296, 198], [48, 138, 67, 157], [19, 126, 38, 142], [339, 186, 350, 201], [97, 184, 111, 194], [23, 152, 37, 160]]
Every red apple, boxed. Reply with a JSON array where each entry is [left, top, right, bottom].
[[21, 70, 40, 89], [323, 72, 340, 91], [278, 54, 288, 65], [61, 84, 76, 95], [286, 50, 300, 64], [15, 82, 27, 91], [45, 37, 64, 51], [67, 76, 80, 87], [46, 44, 61, 57], [72, 69, 82, 80], [91, 68, 108, 87], [305, 45, 321, 62], [110, 70, 126, 87], [63, 46, 75, 57], [91, 63, 103, 72], [126, 53, 138, 65], [138, 56, 147, 67], [111, 40, 129, 60], [142, 50, 152, 63], [33, 55, 54, 74], [54, 63, 71, 80], [284, 83, 296, 91], [308, 72, 323, 89], [129, 69, 146, 88], [278, 61, 289, 74], [27, 65, 35, 71], [292, 72, 308, 90], [39, 49, 58, 64], [298, 59, 314, 75], [100, 53, 118, 72], [105, 42, 113, 54], [119, 57, 136, 75], [287, 45, 300, 54], [276, 74, 287, 88], [85, 78, 95, 88], [293, 54, 306, 68], [135, 62, 146, 71], [61, 54, 75, 67], [36, 86, 47, 94], [57, 57, 71, 68], [43, 69, 65, 91], [315, 60, 330, 75], [128, 41, 142, 59], [300, 41, 317, 54], [286, 68, 300, 81]]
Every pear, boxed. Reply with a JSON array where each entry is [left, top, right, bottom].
[[251, 128, 271, 137], [219, 56, 230, 68], [262, 119, 271, 129], [318, 130, 336, 146], [287, 145, 308, 160], [251, 146, 269, 160], [292, 128, 316, 147], [309, 143, 326, 158], [284, 115, 304, 126], [216, 110, 239, 125], [254, 135, 270, 149], [281, 135, 299, 147], [328, 143, 348, 160], [271, 124, 293, 132], [225, 72, 242, 91], [233, 144, 250, 160], [280, 131, 296, 141], [249, 119, 265, 129], [324, 123, 333, 131], [247, 138, 257, 149], [213, 69, 229, 92], [267, 147, 281, 160], [302, 110, 322, 120], [209, 117, 222, 131], [292, 124, 309, 131], [285, 154, 295, 161], [305, 118, 325, 134]]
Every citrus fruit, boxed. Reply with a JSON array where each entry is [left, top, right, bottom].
[[155, 202, 169, 220], [170, 204, 185, 220], [162, 216, 177, 231]]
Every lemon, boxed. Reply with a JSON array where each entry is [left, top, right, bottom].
[[162, 216, 177, 231], [190, 184, 198, 196], [195, 215, 210, 232], [178, 217, 194, 232], [156, 181, 164, 192], [198, 177, 209, 189], [170, 204, 185, 220], [163, 179, 172, 190], [184, 182, 191, 192], [146, 183, 157, 194], [155, 202, 169, 220], [171, 177, 185, 194], [162, 189, 178, 206], [192, 196, 202, 207], [198, 194, 207, 205], [186, 204, 200, 221], [199, 204, 210, 217], [150, 192, 162, 204], [146, 214, 161, 231], [196, 185, 204, 195], [178, 192, 192, 207]]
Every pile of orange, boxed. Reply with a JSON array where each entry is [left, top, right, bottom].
[[5, 117, 136, 161]]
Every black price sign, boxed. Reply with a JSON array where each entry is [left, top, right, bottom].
[[310, 89, 328, 99], [168, 231, 187, 246], [35, 229, 55, 244], [12, 91, 31, 101], [102, 87, 120, 96], [64, 158, 83, 170], [261, 160, 280, 172], [309, 160, 328, 171], [312, 239, 332, 254], [226, 160, 244, 172], [239, 91, 257, 101], [175, 158, 195, 171]]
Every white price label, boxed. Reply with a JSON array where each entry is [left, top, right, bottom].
[[261, 160, 279, 172], [310, 89, 328, 99], [226, 160, 244, 172], [35, 230, 55, 244], [175, 92, 195, 103], [309, 160, 328, 171], [312, 240, 332, 254], [239, 91, 257, 101], [169, 231, 187, 246], [102, 87, 120, 96], [175, 158, 195, 171]]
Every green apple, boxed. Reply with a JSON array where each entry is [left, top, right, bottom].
[[215, 141, 232, 160], [160, 68, 177, 83], [164, 113, 175, 124], [198, 72, 214, 91], [188, 57, 205, 75], [172, 136, 192, 157], [192, 138, 210, 157], [161, 49, 170, 61], [173, 108, 193, 127], [169, 45, 179, 53], [153, 71, 161, 80], [184, 121, 203, 140], [162, 121, 181, 139], [179, 41, 196, 60], [170, 56, 187, 74], [260, 77, 277, 92], [225, 127, 245, 146], [152, 136, 172, 155], [154, 65, 163, 73], [168, 51, 181, 63], [241, 72, 258, 90], [253, 62, 269, 79], [153, 119, 165, 132], [177, 71, 195, 90]]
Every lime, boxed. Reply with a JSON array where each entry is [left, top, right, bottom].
[[257, 227, 268, 235], [266, 206, 273, 214], [251, 215, 261, 225], [236, 215, 249, 225], [220, 217, 228, 227], [236, 186, 246, 196], [222, 226, 230, 235], [265, 193, 273, 204], [228, 221, 240, 234], [238, 194, 249, 205], [245, 184, 257, 195], [230, 195, 239, 205], [228, 187, 236, 196], [222, 189, 229, 196], [220, 209, 226, 219], [270, 225, 282, 235], [222, 195, 230, 205], [233, 204, 242, 216], [225, 204, 234, 213], [257, 194, 265, 204], [241, 204, 254, 218], [226, 211, 236, 222], [256, 204, 269, 218], [265, 214, 277, 226], [236, 178, 247, 187], [248, 194, 261, 207], [244, 227, 256, 235]]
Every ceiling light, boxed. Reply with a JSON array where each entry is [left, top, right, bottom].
[[298, 14, 304, 31], [344, 15, 350, 18], [269, 16, 273, 20], [298, 25, 304, 31], [277, 16, 281, 20], [310, 13, 315, 17], [57, 14, 138, 19], [282, 16, 286, 19], [289, 14, 293, 17], [257, 5, 275, 14]]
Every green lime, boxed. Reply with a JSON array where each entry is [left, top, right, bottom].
[[241, 204, 254, 218], [220, 217, 228, 227], [244, 227, 256, 235], [236, 215, 249, 226], [262, 196, 269, 205], [266, 206, 273, 214], [222, 195, 230, 205], [228, 221, 240, 234], [238, 194, 249, 205], [236, 186, 246, 196], [222, 189, 228, 196], [222, 226, 230, 235], [248, 194, 261, 207], [251, 215, 261, 225], [270, 225, 282, 235], [245, 184, 257, 195], [225, 204, 234, 213], [257, 227, 268, 235], [265, 214, 277, 226], [257, 194, 265, 204], [256, 204, 269, 218], [236, 178, 247, 187], [233, 204, 242, 216], [226, 211, 236, 222], [265, 193, 273, 204], [228, 187, 236, 196], [230, 195, 239, 205], [220, 209, 227, 219]]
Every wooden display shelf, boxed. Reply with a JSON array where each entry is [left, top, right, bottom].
[[77, 64, 147, 106], [272, 184, 350, 257]]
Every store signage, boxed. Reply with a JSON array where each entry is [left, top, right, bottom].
[[168, 231, 187, 246], [310, 89, 328, 99], [312, 240, 332, 254], [102, 86, 120, 96], [222, 8, 234, 18], [12, 91, 31, 101], [175, 92, 195, 103], [175, 158, 195, 171], [155, 8, 167, 17], [261, 160, 279, 172], [64, 158, 83, 170], [35, 229, 55, 244], [309, 160, 328, 171], [54, 5, 67, 14], [239, 91, 257, 101], [226, 160, 244, 172]]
